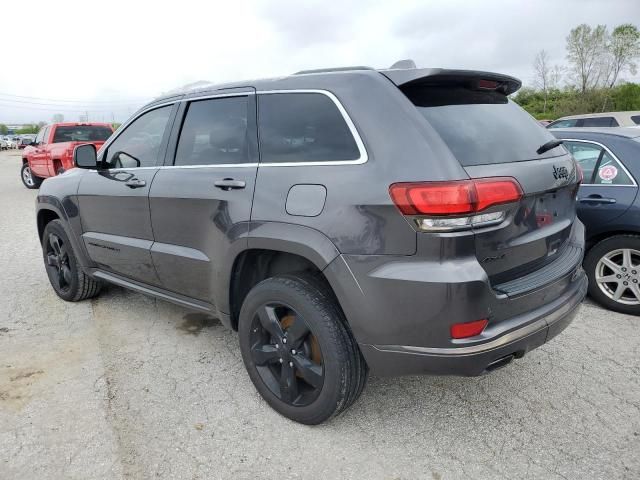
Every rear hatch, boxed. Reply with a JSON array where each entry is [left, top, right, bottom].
[[384, 69, 580, 287]]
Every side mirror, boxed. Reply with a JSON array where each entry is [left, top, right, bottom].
[[74, 144, 97, 169]]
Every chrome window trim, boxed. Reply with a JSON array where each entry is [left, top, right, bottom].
[[101, 89, 368, 171], [563, 138, 637, 187], [255, 89, 368, 167]]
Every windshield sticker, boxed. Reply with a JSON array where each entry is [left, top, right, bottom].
[[599, 165, 618, 182]]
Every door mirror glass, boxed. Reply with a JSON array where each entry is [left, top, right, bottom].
[[74, 144, 97, 169]]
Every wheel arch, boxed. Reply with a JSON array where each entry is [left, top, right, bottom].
[[222, 222, 342, 331], [586, 229, 640, 251]]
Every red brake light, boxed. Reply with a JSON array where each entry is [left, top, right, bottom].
[[450, 319, 488, 339], [389, 178, 522, 216]]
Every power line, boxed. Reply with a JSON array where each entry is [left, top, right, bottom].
[[0, 102, 135, 113], [0, 91, 151, 104], [0, 96, 147, 108]]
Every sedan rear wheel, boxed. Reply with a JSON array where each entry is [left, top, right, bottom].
[[585, 235, 640, 315]]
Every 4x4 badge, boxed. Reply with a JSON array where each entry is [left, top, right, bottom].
[[553, 165, 569, 180]]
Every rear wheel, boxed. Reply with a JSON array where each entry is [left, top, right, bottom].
[[585, 235, 640, 315], [42, 220, 102, 302], [238, 275, 367, 424], [21, 163, 42, 189]]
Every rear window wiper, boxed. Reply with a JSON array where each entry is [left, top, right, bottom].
[[537, 139, 563, 155]]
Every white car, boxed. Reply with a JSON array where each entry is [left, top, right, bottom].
[[547, 111, 640, 128], [0, 138, 8, 150]]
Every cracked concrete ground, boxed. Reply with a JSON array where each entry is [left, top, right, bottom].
[[0, 150, 639, 480]]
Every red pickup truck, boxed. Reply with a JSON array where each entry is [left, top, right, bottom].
[[21, 122, 113, 189]]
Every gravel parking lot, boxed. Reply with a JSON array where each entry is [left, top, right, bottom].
[[0, 150, 639, 480]]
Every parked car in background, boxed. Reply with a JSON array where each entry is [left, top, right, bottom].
[[548, 111, 640, 129], [4, 137, 17, 149], [552, 127, 640, 314], [21, 122, 113, 188], [18, 138, 32, 149], [35, 65, 586, 424], [0, 138, 8, 150]]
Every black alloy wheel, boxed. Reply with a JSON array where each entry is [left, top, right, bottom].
[[249, 302, 324, 406], [45, 233, 73, 293]]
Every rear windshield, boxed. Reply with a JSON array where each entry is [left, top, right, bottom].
[[52, 125, 112, 143], [405, 86, 564, 166]]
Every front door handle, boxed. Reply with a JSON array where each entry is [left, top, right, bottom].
[[579, 195, 616, 204], [214, 178, 246, 190], [125, 178, 146, 189]]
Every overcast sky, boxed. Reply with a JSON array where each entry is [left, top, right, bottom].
[[1, 0, 638, 124]]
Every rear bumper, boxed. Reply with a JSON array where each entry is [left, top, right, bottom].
[[359, 269, 586, 377]]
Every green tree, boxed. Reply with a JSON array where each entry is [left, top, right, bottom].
[[605, 24, 640, 88], [0, 124, 8, 135], [566, 24, 608, 92], [612, 82, 640, 110]]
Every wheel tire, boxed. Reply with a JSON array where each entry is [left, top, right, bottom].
[[42, 219, 102, 302], [238, 274, 367, 424], [21, 163, 42, 189], [584, 234, 640, 315]]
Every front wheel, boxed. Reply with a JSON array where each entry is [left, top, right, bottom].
[[21, 163, 42, 189], [42, 220, 102, 302], [238, 275, 367, 424], [584, 234, 640, 315]]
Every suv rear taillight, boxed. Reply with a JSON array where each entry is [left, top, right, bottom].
[[389, 177, 522, 232]]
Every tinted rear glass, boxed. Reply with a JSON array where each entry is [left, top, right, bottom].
[[405, 86, 564, 166], [582, 116, 618, 127], [53, 126, 112, 143], [631, 115, 640, 125], [258, 93, 360, 163]]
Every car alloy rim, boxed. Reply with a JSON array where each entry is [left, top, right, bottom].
[[22, 166, 34, 186], [595, 248, 640, 305], [249, 303, 324, 406], [45, 233, 72, 292]]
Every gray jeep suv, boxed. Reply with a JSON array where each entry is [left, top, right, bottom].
[[35, 66, 587, 424]]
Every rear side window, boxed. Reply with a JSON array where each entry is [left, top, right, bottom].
[[175, 96, 249, 166], [258, 92, 360, 163], [631, 115, 640, 125], [406, 86, 564, 166], [564, 141, 633, 185], [52, 125, 112, 143], [581, 117, 619, 127]]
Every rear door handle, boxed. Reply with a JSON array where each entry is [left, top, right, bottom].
[[125, 178, 146, 189], [579, 195, 616, 204], [214, 178, 246, 190]]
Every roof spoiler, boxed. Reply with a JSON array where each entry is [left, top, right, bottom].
[[380, 68, 522, 95]]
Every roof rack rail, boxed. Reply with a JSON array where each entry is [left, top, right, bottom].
[[293, 66, 374, 75]]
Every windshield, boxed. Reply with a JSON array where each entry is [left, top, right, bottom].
[[404, 85, 565, 166], [52, 126, 112, 143]]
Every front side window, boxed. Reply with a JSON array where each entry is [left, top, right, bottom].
[[548, 119, 578, 129], [175, 96, 249, 166], [581, 117, 619, 127], [258, 92, 360, 163], [41, 127, 51, 144], [104, 106, 172, 169], [53, 125, 112, 143], [565, 141, 633, 185], [631, 115, 640, 125]]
